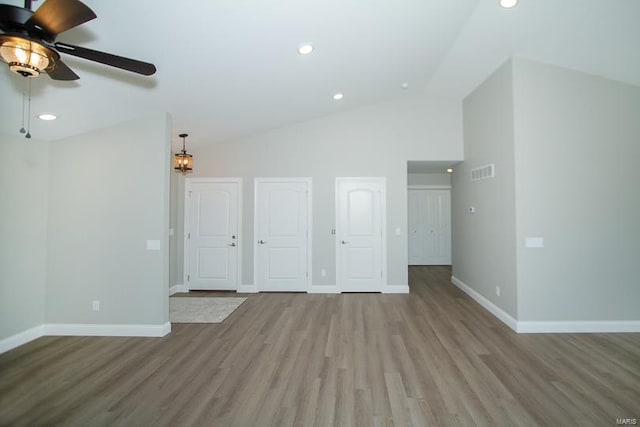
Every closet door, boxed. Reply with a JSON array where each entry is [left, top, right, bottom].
[[408, 189, 451, 265], [408, 190, 426, 265]]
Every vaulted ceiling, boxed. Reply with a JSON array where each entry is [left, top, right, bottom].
[[1, 0, 638, 151]]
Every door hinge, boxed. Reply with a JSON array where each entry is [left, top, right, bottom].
[[306, 271, 308, 278], [381, 271, 383, 278], [188, 190, 192, 197], [188, 232, 191, 239], [187, 274, 190, 282]]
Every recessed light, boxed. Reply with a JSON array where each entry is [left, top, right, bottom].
[[298, 43, 313, 55], [401, 82, 409, 90], [333, 93, 344, 100], [38, 113, 57, 121], [446, 168, 454, 174], [499, 0, 517, 8]]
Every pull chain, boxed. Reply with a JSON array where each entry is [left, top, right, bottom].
[[25, 78, 32, 139], [19, 78, 26, 134]]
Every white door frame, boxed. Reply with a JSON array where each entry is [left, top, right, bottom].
[[183, 177, 243, 291], [335, 177, 387, 292], [253, 177, 313, 292]]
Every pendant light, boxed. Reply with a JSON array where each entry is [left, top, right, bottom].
[[173, 133, 193, 174]]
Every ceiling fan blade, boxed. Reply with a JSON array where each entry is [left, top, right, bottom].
[[47, 58, 79, 80], [55, 42, 157, 76], [28, 0, 96, 36]]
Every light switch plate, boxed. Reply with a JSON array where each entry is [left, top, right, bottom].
[[525, 237, 544, 248], [146, 240, 161, 250]]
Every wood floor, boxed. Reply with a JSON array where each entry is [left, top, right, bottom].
[[1, 266, 639, 426]]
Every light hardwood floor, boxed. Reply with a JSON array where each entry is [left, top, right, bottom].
[[1, 266, 639, 426]]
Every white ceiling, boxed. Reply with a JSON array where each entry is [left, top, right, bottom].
[[1, 0, 638, 151]]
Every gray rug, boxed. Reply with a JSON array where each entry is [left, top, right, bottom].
[[170, 297, 247, 323]]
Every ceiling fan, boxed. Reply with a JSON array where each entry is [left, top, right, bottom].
[[0, 0, 156, 80]]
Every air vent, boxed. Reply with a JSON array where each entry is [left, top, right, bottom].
[[471, 164, 495, 181]]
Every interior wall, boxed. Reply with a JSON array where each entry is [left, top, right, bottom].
[[408, 173, 451, 186], [0, 134, 49, 340], [452, 60, 518, 318], [169, 170, 180, 289], [174, 94, 463, 288], [46, 114, 171, 325], [513, 59, 640, 321]]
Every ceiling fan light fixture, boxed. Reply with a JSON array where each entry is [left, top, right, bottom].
[[0, 36, 55, 77]]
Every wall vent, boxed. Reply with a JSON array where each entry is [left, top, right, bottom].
[[471, 164, 495, 181]]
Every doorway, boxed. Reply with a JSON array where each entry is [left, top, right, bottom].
[[407, 161, 455, 267]]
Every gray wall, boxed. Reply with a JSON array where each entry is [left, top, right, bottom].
[[452, 60, 518, 318], [454, 57, 640, 323], [46, 114, 171, 325], [0, 135, 49, 340], [169, 170, 182, 289], [171, 94, 463, 288], [513, 59, 640, 321], [408, 173, 451, 186]]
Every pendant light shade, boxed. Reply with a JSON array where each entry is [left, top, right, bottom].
[[174, 133, 193, 174]]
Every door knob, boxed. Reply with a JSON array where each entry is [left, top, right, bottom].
[[257, 240, 267, 244], [227, 242, 236, 247], [341, 240, 350, 244]]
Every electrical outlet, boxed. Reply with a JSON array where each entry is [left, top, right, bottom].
[[92, 300, 100, 311], [495, 286, 501, 297]]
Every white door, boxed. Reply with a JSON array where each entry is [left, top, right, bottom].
[[254, 178, 310, 292], [336, 178, 385, 292], [186, 179, 241, 290], [408, 190, 424, 265], [408, 189, 451, 265]]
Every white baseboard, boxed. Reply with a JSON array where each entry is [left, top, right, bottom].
[[0, 325, 44, 354], [451, 275, 640, 333], [44, 322, 171, 337], [383, 284, 410, 294], [451, 276, 518, 332], [170, 284, 189, 295], [1, 321, 171, 354], [308, 284, 340, 294], [237, 283, 257, 293], [517, 321, 640, 333]]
